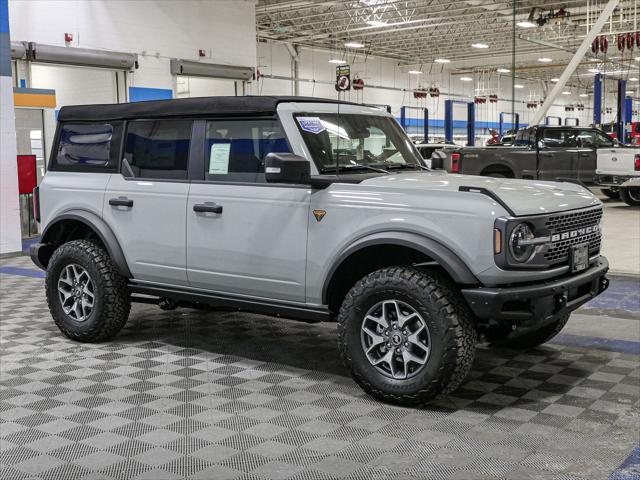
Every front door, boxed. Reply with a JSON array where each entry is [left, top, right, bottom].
[[103, 119, 193, 286], [575, 129, 616, 184], [186, 118, 309, 303], [537, 128, 578, 181]]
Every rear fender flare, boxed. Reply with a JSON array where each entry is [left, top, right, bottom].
[[41, 209, 131, 278]]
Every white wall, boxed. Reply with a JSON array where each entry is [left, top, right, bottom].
[[9, 0, 257, 99], [256, 40, 595, 137]]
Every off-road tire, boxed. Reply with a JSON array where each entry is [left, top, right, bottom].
[[487, 314, 570, 349], [46, 240, 131, 342], [601, 188, 620, 200], [337, 267, 476, 406], [620, 187, 640, 206]]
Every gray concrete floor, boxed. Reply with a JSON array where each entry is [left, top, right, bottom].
[[597, 192, 640, 276]]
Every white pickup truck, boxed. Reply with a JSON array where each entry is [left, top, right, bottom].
[[595, 146, 640, 206]]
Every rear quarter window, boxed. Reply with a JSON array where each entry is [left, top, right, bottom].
[[51, 122, 121, 172]]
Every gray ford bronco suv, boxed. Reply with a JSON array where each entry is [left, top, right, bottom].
[[31, 96, 609, 405]]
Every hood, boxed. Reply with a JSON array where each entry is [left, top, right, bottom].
[[359, 171, 600, 216]]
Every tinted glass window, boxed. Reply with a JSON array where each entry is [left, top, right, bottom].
[[576, 129, 615, 148], [205, 119, 290, 183], [123, 120, 192, 180], [542, 129, 576, 147], [56, 124, 113, 167]]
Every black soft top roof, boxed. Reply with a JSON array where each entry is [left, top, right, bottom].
[[57, 96, 363, 122]]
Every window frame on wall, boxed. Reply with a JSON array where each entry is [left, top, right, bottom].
[[120, 118, 195, 182], [48, 121, 123, 173]]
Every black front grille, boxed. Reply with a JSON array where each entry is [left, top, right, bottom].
[[543, 206, 603, 263], [545, 207, 603, 231]]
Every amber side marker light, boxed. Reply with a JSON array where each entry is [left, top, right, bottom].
[[494, 228, 502, 254]]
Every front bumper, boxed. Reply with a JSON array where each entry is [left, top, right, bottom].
[[462, 257, 609, 326]]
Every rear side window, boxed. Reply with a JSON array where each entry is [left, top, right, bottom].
[[542, 129, 576, 147], [122, 120, 192, 180], [54, 123, 114, 170], [204, 119, 290, 183]]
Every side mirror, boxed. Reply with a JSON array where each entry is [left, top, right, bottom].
[[265, 153, 310, 184]]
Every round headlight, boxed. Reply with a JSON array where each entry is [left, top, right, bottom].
[[509, 223, 535, 263]]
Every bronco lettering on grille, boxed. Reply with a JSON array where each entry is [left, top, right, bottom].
[[550, 224, 601, 242]]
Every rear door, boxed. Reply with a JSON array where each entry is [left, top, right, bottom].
[[103, 119, 192, 286], [537, 128, 578, 180]]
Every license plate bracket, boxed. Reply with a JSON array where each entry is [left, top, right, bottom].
[[571, 243, 589, 273]]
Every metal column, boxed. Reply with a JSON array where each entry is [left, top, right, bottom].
[[617, 79, 627, 141], [444, 100, 454, 143], [423, 108, 429, 143], [467, 102, 475, 146], [593, 73, 602, 126]]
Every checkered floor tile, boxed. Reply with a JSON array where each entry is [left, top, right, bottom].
[[1, 255, 638, 479]]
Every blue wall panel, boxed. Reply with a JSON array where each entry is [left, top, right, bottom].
[[128, 87, 173, 102]]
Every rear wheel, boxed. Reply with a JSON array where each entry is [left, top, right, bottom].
[[46, 240, 131, 342], [601, 188, 620, 199], [486, 314, 569, 349], [337, 267, 476, 406], [620, 187, 640, 206]]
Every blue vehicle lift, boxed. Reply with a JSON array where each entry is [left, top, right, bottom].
[[593, 73, 602, 125], [498, 112, 519, 137], [444, 99, 475, 146], [399, 106, 429, 143], [617, 79, 627, 141]]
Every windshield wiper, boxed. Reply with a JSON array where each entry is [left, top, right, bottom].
[[385, 163, 430, 171], [320, 164, 389, 174]]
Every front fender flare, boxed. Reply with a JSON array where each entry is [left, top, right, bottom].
[[40, 209, 132, 278], [321, 231, 479, 304]]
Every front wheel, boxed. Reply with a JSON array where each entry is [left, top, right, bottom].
[[620, 187, 640, 206], [601, 188, 620, 199], [46, 240, 131, 342], [337, 267, 476, 406]]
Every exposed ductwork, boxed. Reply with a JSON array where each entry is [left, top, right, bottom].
[[170, 59, 253, 80], [12, 42, 138, 70]]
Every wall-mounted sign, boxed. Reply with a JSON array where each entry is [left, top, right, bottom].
[[335, 64, 351, 91]]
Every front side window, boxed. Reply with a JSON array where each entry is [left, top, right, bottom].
[[575, 129, 615, 148], [294, 113, 423, 173], [123, 120, 192, 180], [204, 119, 290, 183], [56, 123, 113, 168]]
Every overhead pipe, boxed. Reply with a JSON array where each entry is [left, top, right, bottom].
[[530, 0, 620, 126]]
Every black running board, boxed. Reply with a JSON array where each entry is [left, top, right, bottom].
[[128, 282, 330, 323]]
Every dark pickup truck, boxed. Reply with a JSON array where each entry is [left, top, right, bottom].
[[439, 125, 623, 185]]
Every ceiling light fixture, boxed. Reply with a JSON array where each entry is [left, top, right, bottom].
[[630, 77, 639, 82], [434, 58, 450, 63], [588, 68, 600, 73], [408, 70, 423, 75], [562, 91, 571, 95], [514, 84, 524, 88], [366, 20, 387, 27], [551, 78, 560, 82], [471, 43, 489, 49], [579, 93, 589, 97], [344, 41, 364, 48], [538, 57, 552, 62], [516, 20, 536, 28], [459, 76, 473, 81], [328, 59, 346, 64], [496, 68, 510, 73]]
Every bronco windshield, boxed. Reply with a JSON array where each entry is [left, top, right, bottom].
[[294, 113, 425, 173]]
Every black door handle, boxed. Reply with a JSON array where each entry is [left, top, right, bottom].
[[579, 152, 591, 157], [109, 197, 134, 207], [193, 202, 223, 214]]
